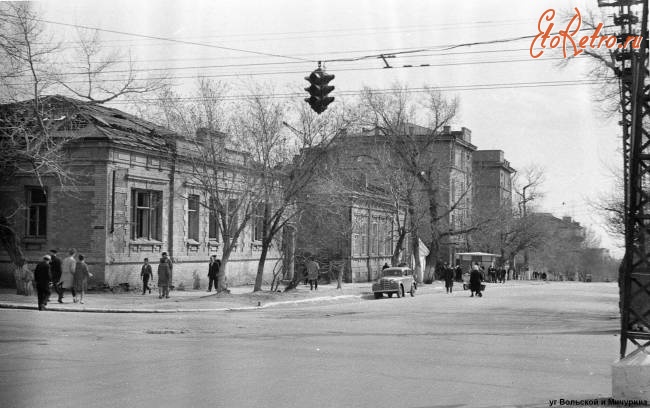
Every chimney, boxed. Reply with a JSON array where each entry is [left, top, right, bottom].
[[461, 127, 472, 143]]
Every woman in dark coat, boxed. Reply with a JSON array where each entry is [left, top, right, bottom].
[[469, 263, 483, 297]]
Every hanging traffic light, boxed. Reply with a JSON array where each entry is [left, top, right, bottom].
[[304, 67, 335, 114]]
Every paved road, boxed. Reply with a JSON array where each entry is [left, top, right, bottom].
[[0, 282, 620, 408]]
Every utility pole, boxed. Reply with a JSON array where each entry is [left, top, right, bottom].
[[598, 0, 650, 399], [598, 0, 650, 360]]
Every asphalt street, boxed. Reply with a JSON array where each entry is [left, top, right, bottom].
[[0, 282, 620, 408]]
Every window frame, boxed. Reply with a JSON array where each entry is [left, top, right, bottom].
[[187, 194, 200, 241], [25, 187, 47, 238], [131, 189, 162, 241]]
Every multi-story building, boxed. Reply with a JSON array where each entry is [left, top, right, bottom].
[[0, 96, 281, 289], [296, 124, 477, 279], [472, 149, 515, 220]]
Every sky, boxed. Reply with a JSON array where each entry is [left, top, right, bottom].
[[35, 0, 629, 256]]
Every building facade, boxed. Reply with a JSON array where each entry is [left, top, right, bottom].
[[472, 150, 515, 217], [0, 96, 280, 289]]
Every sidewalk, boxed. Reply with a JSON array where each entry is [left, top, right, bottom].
[[0, 280, 540, 313], [0, 281, 445, 313]]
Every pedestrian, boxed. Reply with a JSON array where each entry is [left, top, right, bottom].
[[382, 262, 389, 270], [207, 255, 219, 292], [157, 253, 172, 299], [60, 249, 77, 302], [455, 264, 462, 282], [140, 258, 153, 295], [488, 265, 496, 283], [34, 255, 52, 311], [469, 262, 480, 297], [444, 262, 454, 294], [49, 249, 64, 303], [470, 263, 483, 297], [306, 257, 319, 290], [73, 254, 91, 304]]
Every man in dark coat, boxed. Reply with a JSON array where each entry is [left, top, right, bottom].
[[49, 249, 64, 303], [469, 263, 483, 297], [140, 258, 153, 295], [34, 255, 52, 311], [443, 263, 454, 294], [207, 255, 219, 292]]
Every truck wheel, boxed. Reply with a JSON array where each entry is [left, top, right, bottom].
[[374, 292, 382, 299], [410, 286, 415, 297]]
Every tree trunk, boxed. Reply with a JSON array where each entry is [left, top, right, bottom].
[[336, 262, 343, 289], [412, 234, 422, 283], [253, 239, 270, 292], [391, 227, 406, 266], [366, 257, 373, 282], [282, 226, 295, 281], [218, 246, 232, 293], [426, 238, 440, 280], [0, 218, 27, 295], [407, 193, 422, 283]]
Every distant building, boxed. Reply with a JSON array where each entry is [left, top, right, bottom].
[[526, 213, 586, 280]]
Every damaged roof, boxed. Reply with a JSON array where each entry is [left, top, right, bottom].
[[0, 95, 179, 151]]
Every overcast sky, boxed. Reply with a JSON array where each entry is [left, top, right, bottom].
[[37, 0, 626, 255]]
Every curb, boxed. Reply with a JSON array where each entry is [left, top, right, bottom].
[[0, 294, 363, 314]]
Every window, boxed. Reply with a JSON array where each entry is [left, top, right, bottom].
[[384, 219, 393, 256], [208, 198, 219, 241], [360, 217, 368, 255], [370, 219, 378, 255], [253, 203, 265, 242], [187, 195, 199, 241], [26, 187, 47, 237], [352, 217, 362, 256], [132, 190, 162, 240]]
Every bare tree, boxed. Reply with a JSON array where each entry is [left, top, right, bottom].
[[236, 87, 352, 292], [512, 165, 545, 271], [55, 29, 169, 104], [359, 84, 490, 282], [591, 170, 625, 241], [0, 3, 75, 294]]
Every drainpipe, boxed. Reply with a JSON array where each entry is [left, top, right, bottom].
[[167, 147, 177, 259]]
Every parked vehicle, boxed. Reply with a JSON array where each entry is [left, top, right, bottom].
[[372, 267, 416, 299]]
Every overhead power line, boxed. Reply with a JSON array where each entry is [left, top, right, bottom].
[[100, 79, 606, 105], [0, 12, 313, 63], [4, 54, 593, 84]]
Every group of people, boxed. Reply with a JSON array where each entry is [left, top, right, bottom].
[[34, 249, 91, 311], [441, 262, 506, 298], [140, 252, 174, 298], [139, 253, 222, 297]]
